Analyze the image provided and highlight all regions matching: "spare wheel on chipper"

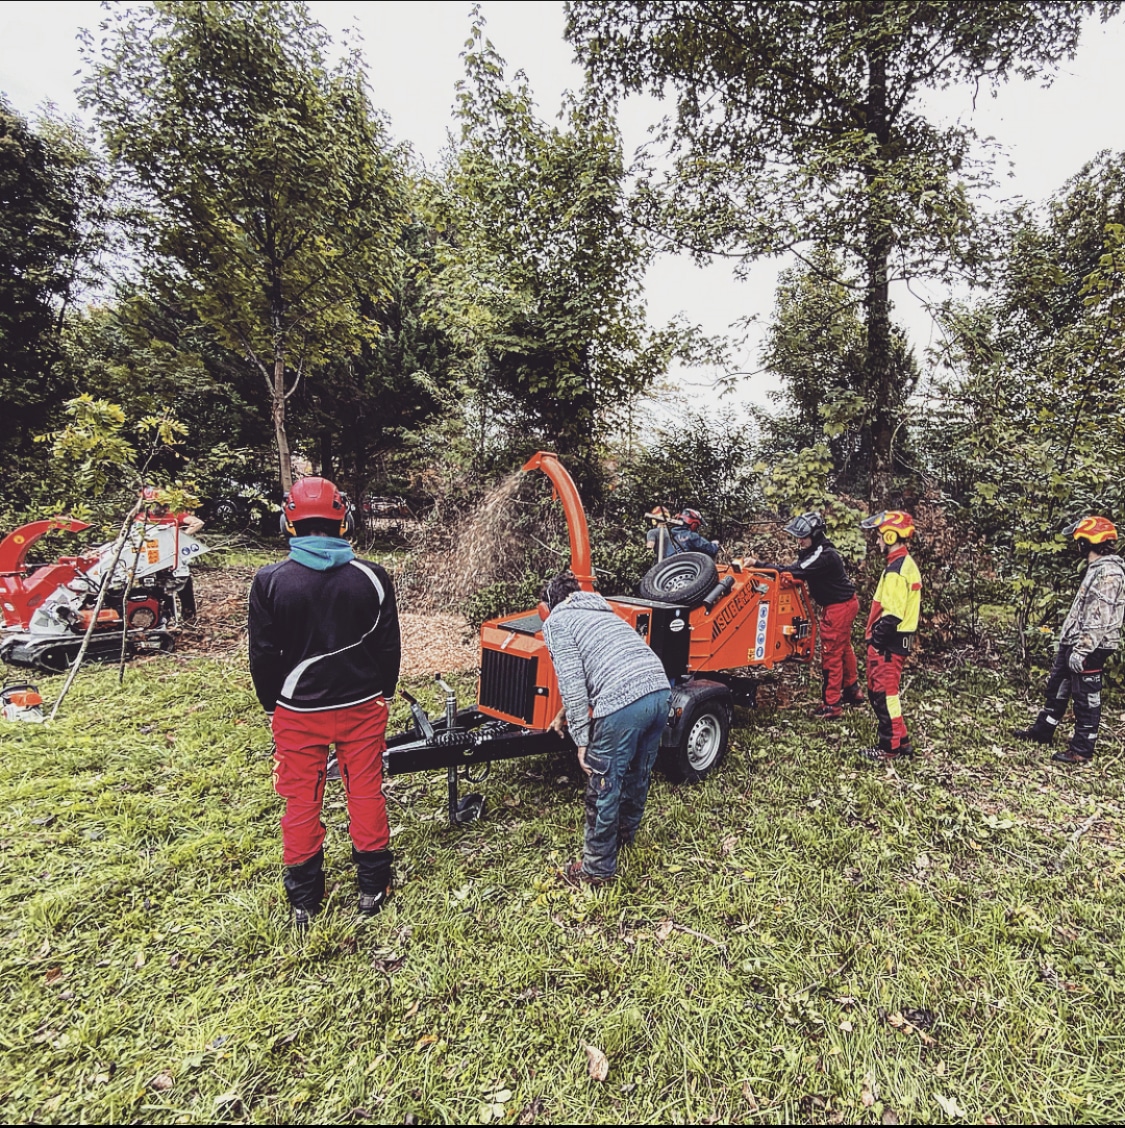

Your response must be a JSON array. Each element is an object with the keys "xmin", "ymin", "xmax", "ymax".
[{"xmin": 638, "ymin": 551, "xmax": 718, "ymax": 605}]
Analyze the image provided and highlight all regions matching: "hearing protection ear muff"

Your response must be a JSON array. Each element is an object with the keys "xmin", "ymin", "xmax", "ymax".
[
  {"xmin": 882, "ymin": 529, "xmax": 898, "ymax": 546},
  {"xmin": 280, "ymin": 500, "xmax": 348, "ymax": 537}
]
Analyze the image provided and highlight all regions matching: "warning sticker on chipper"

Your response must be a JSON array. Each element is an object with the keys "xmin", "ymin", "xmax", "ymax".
[{"xmin": 752, "ymin": 601, "xmax": 770, "ymax": 662}]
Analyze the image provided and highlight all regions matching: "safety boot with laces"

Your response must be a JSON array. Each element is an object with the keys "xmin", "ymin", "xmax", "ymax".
[
  {"xmin": 857, "ymin": 742, "xmax": 913, "ymax": 763},
  {"xmin": 358, "ymin": 889, "xmax": 390, "ymax": 917},
  {"xmin": 292, "ymin": 906, "xmax": 318, "ymax": 931}
]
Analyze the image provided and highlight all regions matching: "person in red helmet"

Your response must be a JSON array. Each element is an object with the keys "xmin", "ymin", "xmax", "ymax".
[
  {"xmin": 248, "ymin": 476, "xmax": 401, "ymax": 928},
  {"xmin": 645, "ymin": 506, "xmax": 720, "ymax": 559},
  {"xmin": 1014, "ymin": 515, "xmax": 1125, "ymax": 765},
  {"xmin": 857, "ymin": 510, "xmax": 922, "ymax": 762}
]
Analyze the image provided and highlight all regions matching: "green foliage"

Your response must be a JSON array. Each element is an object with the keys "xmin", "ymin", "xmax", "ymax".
[
  {"xmin": 296, "ymin": 207, "xmax": 460, "ymax": 500},
  {"xmin": 460, "ymin": 574, "xmax": 547, "ymax": 635},
  {"xmin": 607, "ymin": 409, "xmax": 763, "ymax": 548},
  {"xmin": 438, "ymin": 21, "xmax": 716, "ymax": 496},
  {"xmin": 756, "ymin": 442, "xmax": 867, "ymax": 562},
  {"xmin": 0, "ymin": 98, "xmax": 109, "ymax": 510},
  {"xmin": 925, "ymin": 153, "xmax": 1125, "ymax": 653},
  {"xmin": 34, "ymin": 395, "xmax": 191, "ymax": 531},
  {"xmin": 566, "ymin": 0, "xmax": 1121, "ymax": 496},
  {"xmin": 759, "ymin": 250, "xmax": 919, "ymax": 494},
  {"xmin": 80, "ymin": 0, "xmax": 409, "ymax": 492}
]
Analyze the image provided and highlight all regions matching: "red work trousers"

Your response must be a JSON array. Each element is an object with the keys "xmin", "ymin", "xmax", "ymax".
[
  {"xmin": 272, "ymin": 698, "xmax": 390, "ymax": 867},
  {"xmin": 866, "ymin": 646, "xmax": 909, "ymax": 751},
  {"xmin": 820, "ymin": 596, "xmax": 860, "ymax": 706}
]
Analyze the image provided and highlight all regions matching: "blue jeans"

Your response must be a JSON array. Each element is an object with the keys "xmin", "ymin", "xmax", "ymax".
[{"xmin": 582, "ymin": 689, "xmax": 671, "ymax": 879}]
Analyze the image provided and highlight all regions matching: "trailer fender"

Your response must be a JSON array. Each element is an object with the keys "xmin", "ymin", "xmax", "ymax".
[{"xmin": 660, "ymin": 678, "xmax": 733, "ymax": 784}]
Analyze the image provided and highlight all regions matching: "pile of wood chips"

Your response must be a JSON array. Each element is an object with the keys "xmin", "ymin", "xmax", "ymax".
[{"xmin": 181, "ymin": 567, "xmax": 479, "ymax": 677}]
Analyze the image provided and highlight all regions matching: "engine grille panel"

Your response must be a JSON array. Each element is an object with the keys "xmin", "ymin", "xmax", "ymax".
[{"xmin": 479, "ymin": 647, "xmax": 539, "ymax": 724}]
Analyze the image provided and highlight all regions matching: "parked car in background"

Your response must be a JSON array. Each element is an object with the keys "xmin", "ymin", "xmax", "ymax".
[{"xmin": 365, "ymin": 495, "xmax": 411, "ymax": 519}]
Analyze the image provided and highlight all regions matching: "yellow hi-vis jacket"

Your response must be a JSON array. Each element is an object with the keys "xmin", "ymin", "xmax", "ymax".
[{"xmin": 865, "ymin": 545, "xmax": 922, "ymax": 652}]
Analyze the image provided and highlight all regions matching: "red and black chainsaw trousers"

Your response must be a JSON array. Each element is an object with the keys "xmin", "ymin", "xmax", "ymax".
[
  {"xmin": 820, "ymin": 596, "xmax": 860, "ymax": 707},
  {"xmin": 272, "ymin": 697, "xmax": 391, "ymax": 909},
  {"xmin": 866, "ymin": 645, "xmax": 910, "ymax": 752}
]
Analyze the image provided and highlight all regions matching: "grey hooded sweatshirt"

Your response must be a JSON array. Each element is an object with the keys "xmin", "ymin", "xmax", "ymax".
[{"xmin": 541, "ymin": 591, "xmax": 670, "ymax": 747}]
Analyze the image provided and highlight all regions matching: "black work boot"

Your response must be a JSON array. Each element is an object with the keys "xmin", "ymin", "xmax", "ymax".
[
  {"xmin": 1012, "ymin": 725, "xmax": 1053, "ymax": 745},
  {"xmin": 841, "ymin": 683, "xmax": 866, "ymax": 707},
  {"xmin": 857, "ymin": 741, "xmax": 913, "ymax": 763},
  {"xmin": 354, "ymin": 847, "xmax": 393, "ymax": 917},
  {"xmin": 285, "ymin": 850, "xmax": 325, "ymax": 928}
]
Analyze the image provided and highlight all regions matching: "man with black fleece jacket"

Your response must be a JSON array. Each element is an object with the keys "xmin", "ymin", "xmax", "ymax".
[
  {"xmin": 249, "ymin": 477, "xmax": 401, "ymax": 928},
  {"xmin": 755, "ymin": 512, "xmax": 862, "ymax": 718}
]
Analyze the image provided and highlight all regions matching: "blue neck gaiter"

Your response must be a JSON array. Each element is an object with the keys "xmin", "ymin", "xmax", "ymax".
[{"xmin": 288, "ymin": 535, "xmax": 355, "ymax": 571}]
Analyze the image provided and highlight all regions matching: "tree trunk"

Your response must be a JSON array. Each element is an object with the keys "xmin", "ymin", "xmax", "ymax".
[
  {"xmin": 273, "ymin": 348, "xmax": 293, "ymax": 495},
  {"xmin": 863, "ymin": 4, "xmax": 895, "ymax": 506}
]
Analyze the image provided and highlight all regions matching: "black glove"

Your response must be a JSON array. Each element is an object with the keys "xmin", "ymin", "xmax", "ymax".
[{"xmin": 869, "ymin": 615, "xmax": 901, "ymax": 654}]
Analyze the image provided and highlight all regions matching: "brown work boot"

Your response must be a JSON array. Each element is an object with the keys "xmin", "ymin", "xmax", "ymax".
[
  {"xmin": 1051, "ymin": 747, "xmax": 1092, "ymax": 766},
  {"xmin": 811, "ymin": 704, "xmax": 844, "ymax": 719},
  {"xmin": 560, "ymin": 861, "xmax": 612, "ymax": 888}
]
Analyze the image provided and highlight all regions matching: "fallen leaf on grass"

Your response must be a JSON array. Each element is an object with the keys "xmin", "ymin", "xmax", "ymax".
[
  {"xmin": 861, "ymin": 1073, "xmax": 877, "ymax": 1108},
  {"xmin": 150, "ymin": 1072, "xmax": 174, "ymax": 1092},
  {"xmin": 887, "ymin": 1010, "xmax": 938, "ymax": 1047},
  {"xmin": 133, "ymin": 952, "xmax": 146, "ymax": 970},
  {"xmin": 414, "ymin": 1035, "xmax": 438, "ymax": 1052},
  {"xmin": 839, "ymin": 1020, "xmax": 854, "ymax": 1033},
  {"xmin": 44, "ymin": 967, "xmax": 64, "ymax": 985},
  {"xmin": 584, "ymin": 1044, "xmax": 609, "ymax": 1082},
  {"xmin": 742, "ymin": 1083, "xmax": 759, "ymax": 1111},
  {"xmin": 935, "ymin": 1093, "xmax": 966, "ymax": 1119},
  {"xmin": 881, "ymin": 1111, "xmax": 901, "ymax": 1125},
  {"xmin": 721, "ymin": 835, "xmax": 739, "ymax": 856},
  {"xmin": 517, "ymin": 1097, "xmax": 545, "ymax": 1125},
  {"xmin": 655, "ymin": 919, "xmax": 675, "ymax": 942}
]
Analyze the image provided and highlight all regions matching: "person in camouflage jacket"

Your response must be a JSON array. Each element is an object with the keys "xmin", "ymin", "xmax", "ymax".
[{"xmin": 1015, "ymin": 516, "xmax": 1125, "ymax": 764}]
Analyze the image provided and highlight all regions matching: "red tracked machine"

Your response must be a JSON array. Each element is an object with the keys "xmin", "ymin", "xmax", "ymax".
[
  {"xmin": 379, "ymin": 452, "xmax": 817, "ymax": 823},
  {"xmin": 0, "ymin": 516, "xmax": 210, "ymax": 673}
]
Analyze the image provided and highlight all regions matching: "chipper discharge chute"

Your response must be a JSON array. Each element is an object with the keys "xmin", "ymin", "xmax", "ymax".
[{"xmin": 379, "ymin": 452, "xmax": 817, "ymax": 823}]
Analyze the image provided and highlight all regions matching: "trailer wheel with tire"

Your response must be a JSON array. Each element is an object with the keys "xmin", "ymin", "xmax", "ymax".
[{"xmin": 659, "ymin": 679, "xmax": 732, "ymax": 784}]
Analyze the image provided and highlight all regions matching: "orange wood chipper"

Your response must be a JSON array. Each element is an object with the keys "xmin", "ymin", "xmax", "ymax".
[{"xmin": 379, "ymin": 451, "xmax": 817, "ymax": 823}]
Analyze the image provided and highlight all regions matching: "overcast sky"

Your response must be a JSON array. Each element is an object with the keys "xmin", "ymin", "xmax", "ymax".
[{"xmin": 3, "ymin": 1, "xmax": 1124, "ymax": 408}]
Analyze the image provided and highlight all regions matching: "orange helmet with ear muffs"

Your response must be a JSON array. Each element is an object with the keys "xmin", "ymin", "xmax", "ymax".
[
  {"xmin": 860, "ymin": 510, "xmax": 916, "ymax": 546},
  {"xmin": 282, "ymin": 476, "xmax": 348, "ymax": 536},
  {"xmin": 1062, "ymin": 515, "xmax": 1117, "ymax": 546}
]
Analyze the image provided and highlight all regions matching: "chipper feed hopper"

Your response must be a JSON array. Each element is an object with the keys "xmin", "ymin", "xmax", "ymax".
[{"xmin": 379, "ymin": 452, "xmax": 818, "ymax": 823}]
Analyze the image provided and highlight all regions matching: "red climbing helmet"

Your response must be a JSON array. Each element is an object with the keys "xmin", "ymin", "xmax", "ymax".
[{"xmin": 282, "ymin": 477, "xmax": 347, "ymax": 534}]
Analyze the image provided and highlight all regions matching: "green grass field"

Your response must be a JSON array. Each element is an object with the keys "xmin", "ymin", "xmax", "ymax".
[{"xmin": 1, "ymin": 654, "xmax": 1122, "ymax": 1124}]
